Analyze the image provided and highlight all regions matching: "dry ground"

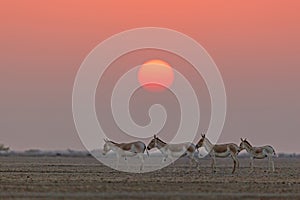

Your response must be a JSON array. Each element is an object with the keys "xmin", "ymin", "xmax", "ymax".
[{"xmin": 0, "ymin": 156, "xmax": 299, "ymax": 199}]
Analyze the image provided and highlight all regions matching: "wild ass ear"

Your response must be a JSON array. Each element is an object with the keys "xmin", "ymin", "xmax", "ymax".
[
  {"xmin": 240, "ymin": 138, "xmax": 243, "ymax": 141},
  {"xmin": 154, "ymin": 134, "xmax": 157, "ymax": 139}
]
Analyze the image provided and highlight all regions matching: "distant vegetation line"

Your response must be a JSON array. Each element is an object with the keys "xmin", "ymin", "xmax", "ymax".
[{"xmin": 0, "ymin": 149, "xmax": 299, "ymax": 158}]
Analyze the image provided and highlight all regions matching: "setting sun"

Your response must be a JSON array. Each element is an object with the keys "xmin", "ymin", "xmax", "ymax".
[{"xmin": 138, "ymin": 59, "xmax": 174, "ymax": 92}]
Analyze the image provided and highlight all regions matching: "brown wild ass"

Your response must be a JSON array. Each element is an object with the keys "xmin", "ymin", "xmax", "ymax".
[
  {"xmin": 102, "ymin": 139, "xmax": 149, "ymax": 171},
  {"xmin": 147, "ymin": 135, "xmax": 199, "ymax": 170},
  {"xmin": 196, "ymin": 133, "xmax": 240, "ymax": 173},
  {"xmin": 239, "ymin": 138, "xmax": 276, "ymax": 172}
]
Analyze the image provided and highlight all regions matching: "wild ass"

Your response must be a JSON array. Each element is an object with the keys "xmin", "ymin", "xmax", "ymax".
[
  {"xmin": 102, "ymin": 139, "xmax": 149, "ymax": 171},
  {"xmin": 147, "ymin": 135, "xmax": 199, "ymax": 170},
  {"xmin": 239, "ymin": 138, "xmax": 276, "ymax": 172},
  {"xmin": 196, "ymin": 133, "xmax": 240, "ymax": 173}
]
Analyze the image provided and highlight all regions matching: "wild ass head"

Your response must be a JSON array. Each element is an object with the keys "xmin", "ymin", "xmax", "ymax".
[
  {"xmin": 102, "ymin": 138, "xmax": 112, "ymax": 155},
  {"xmin": 147, "ymin": 135, "xmax": 158, "ymax": 150},
  {"xmin": 196, "ymin": 132, "xmax": 206, "ymax": 148},
  {"xmin": 239, "ymin": 138, "xmax": 251, "ymax": 150}
]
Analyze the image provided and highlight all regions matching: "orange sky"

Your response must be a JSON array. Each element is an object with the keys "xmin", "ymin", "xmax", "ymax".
[{"xmin": 0, "ymin": 1, "xmax": 299, "ymax": 152}]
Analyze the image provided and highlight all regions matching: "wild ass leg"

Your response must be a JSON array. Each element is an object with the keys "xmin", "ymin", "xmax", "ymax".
[
  {"xmin": 211, "ymin": 155, "xmax": 217, "ymax": 173},
  {"xmin": 268, "ymin": 155, "xmax": 271, "ymax": 172},
  {"xmin": 187, "ymin": 153, "xmax": 198, "ymax": 172},
  {"xmin": 115, "ymin": 154, "xmax": 120, "ymax": 169},
  {"xmin": 267, "ymin": 155, "xmax": 274, "ymax": 172},
  {"xmin": 271, "ymin": 157, "xmax": 275, "ymax": 172},
  {"xmin": 250, "ymin": 156, "xmax": 254, "ymax": 172},
  {"xmin": 192, "ymin": 155, "xmax": 200, "ymax": 171},
  {"xmin": 138, "ymin": 153, "xmax": 144, "ymax": 172},
  {"xmin": 188, "ymin": 156, "xmax": 193, "ymax": 171},
  {"xmin": 231, "ymin": 154, "xmax": 238, "ymax": 174},
  {"xmin": 196, "ymin": 158, "xmax": 201, "ymax": 171},
  {"xmin": 193, "ymin": 153, "xmax": 201, "ymax": 171},
  {"xmin": 189, "ymin": 156, "xmax": 199, "ymax": 171},
  {"xmin": 170, "ymin": 156, "xmax": 177, "ymax": 172},
  {"xmin": 124, "ymin": 156, "xmax": 129, "ymax": 170},
  {"xmin": 187, "ymin": 152, "xmax": 195, "ymax": 171}
]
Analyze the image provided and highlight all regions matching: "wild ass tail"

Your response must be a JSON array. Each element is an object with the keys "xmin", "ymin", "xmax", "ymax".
[
  {"xmin": 143, "ymin": 144, "xmax": 149, "ymax": 157},
  {"xmin": 271, "ymin": 146, "xmax": 278, "ymax": 157},
  {"xmin": 273, "ymin": 149, "xmax": 278, "ymax": 157}
]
